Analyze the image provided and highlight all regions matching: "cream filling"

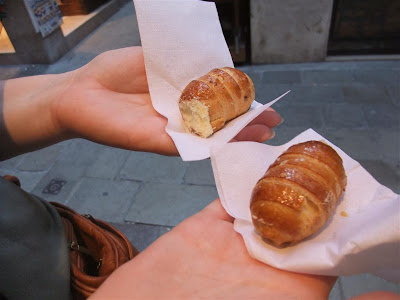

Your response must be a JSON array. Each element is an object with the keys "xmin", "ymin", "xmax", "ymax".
[{"xmin": 179, "ymin": 100, "xmax": 213, "ymax": 138}]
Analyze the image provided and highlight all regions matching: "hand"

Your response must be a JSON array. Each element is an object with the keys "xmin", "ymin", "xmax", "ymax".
[
  {"xmin": 52, "ymin": 47, "xmax": 176, "ymax": 155},
  {"xmin": 54, "ymin": 47, "xmax": 282, "ymax": 155},
  {"xmin": 91, "ymin": 199, "xmax": 336, "ymax": 299},
  {"xmin": 1, "ymin": 47, "xmax": 282, "ymax": 158}
]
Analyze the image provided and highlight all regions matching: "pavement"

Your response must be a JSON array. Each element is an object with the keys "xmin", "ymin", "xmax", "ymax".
[{"xmin": 1, "ymin": 1, "xmax": 399, "ymax": 299}]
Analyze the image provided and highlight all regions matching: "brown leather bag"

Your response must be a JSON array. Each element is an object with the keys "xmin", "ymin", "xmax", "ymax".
[{"xmin": 51, "ymin": 202, "xmax": 140, "ymax": 299}]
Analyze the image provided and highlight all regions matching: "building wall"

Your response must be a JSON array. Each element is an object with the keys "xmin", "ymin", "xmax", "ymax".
[
  {"xmin": 250, "ymin": 0, "xmax": 334, "ymax": 64},
  {"xmin": 0, "ymin": 0, "xmax": 129, "ymax": 64}
]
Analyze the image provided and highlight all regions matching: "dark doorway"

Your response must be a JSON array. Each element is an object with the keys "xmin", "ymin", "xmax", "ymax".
[
  {"xmin": 57, "ymin": 0, "xmax": 108, "ymax": 15},
  {"xmin": 204, "ymin": 0, "xmax": 251, "ymax": 65},
  {"xmin": 328, "ymin": 0, "xmax": 400, "ymax": 55}
]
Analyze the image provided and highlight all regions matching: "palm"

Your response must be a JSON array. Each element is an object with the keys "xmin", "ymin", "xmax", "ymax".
[
  {"xmin": 54, "ymin": 47, "xmax": 282, "ymax": 155},
  {"xmin": 93, "ymin": 200, "xmax": 336, "ymax": 299},
  {"xmin": 54, "ymin": 47, "xmax": 177, "ymax": 155}
]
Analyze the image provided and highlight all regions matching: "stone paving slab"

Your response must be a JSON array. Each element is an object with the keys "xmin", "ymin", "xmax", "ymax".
[
  {"xmin": 31, "ymin": 160, "xmax": 88, "ymax": 203},
  {"xmin": 251, "ymin": 83, "xmax": 294, "ymax": 105},
  {"xmin": 329, "ymin": 281, "xmax": 344, "ymax": 300},
  {"xmin": 342, "ymin": 84, "xmax": 393, "ymax": 104},
  {"xmin": 387, "ymin": 82, "xmax": 399, "ymax": 107},
  {"xmin": 353, "ymin": 69, "xmax": 399, "ymax": 85},
  {"xmin": 0, "ymin": 142, "xmax": 69, "ymax": 191},
  {"xmin": 274, "ymin": 104, "xmax": 325, "ymax": 129},
  {"xmin": 322, "ymin": 103, "xmax": 369, "ymax": 129},
  {"xmin": 253, "ymin": 83, "xmax": 347, "ymax": 106},
  {"xmin": 357, "ymin": 160, "xmax": 400, "ymax": 194},
  {"xmin": 85, "ymin": 146, "xmax": 130, "ymax": 180},
  {"xmin": 0, "ymin": 154, "xmax": 24, "ymax": 169},
  {"xmin": 65, "ymin": 177, "xmax": 140, "ymax": 223},
  {"xmin": 239, "ymin": 60, "xmax": 400, "ymax": 72},
  {"xmin": 0, "ymin": 169, "xmax": 46, "ymax": 192},
  {"xmin": 261, "ymin": 70, "xmax": 301, "ymax": 84},
  {"xmin": 17, "ymin": 143, "xmax": 65, "ymax": 171},
  {"xmin": 370, "ymin": 130, "xmax": 400, "ymax": 165},
  {"xmin": 301, "ymin": 69, "xmax": 355, "ymax": 84},
  {"xmin": 339, "ymin": 274, "xmax": 399, "ymax": 298},
  {"xmin": 30, "ymin": 139, "xmax": 104, "ymax": 203},
  {"xmin": 362, "ymin": 104, "xmax": 400, "ymax": 129},
  {"xmin": 125, "ymin": 183, "xmax": 218, "ymax": 226},
  {"xmin": 119, "ymin": 151, "xmax": 188, "ymax": 184},
  {"xmin": 56, "ymin": 139, "xmax": 104, "ymax": 166},
  {"xmin": 253, "ymin": 82, "xmax": 396, "ymax": 107},
  {"xmin": 183, "ymin": 159, "xmax": 216, "ymax": 186},
  {"xmin": 320, "ymin": 128, "xmax": 399, "ymax": 166},
  {"xmin": 289, "ymin": 84, "xmax": 346, "ymax": 104}
]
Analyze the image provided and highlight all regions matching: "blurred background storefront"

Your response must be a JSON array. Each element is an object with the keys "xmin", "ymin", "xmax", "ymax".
[
  {"xmin": 0, "ymin": 0, "xmax": 126, "ymax": 64},
  {"xmin": 0, "ymin": 0, "xmax": 399, "ymax": 65},
  {"xmin": 212, "ymin": 0, "xmax": 400, "ymax": 64},
  {"xmin": 57, "ymin": 0, "xmax": 108, "ymax": 15}
]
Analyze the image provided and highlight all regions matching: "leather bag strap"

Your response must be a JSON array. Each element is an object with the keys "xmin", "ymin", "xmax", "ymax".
[{"xmin": 50, "ymin": 201, "xmax": 139, "ymax": 299}]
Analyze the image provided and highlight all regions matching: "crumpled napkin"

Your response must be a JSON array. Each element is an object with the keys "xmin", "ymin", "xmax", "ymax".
[
  {"xmin": 210, "ymin": 128, "xmax": 400, "ymax": 283},
  {"xmin": 134, "ymin": 0, "xmax": 288, "ymax": 161}
]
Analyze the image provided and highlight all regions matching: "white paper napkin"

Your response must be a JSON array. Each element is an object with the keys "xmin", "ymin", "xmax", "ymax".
[
  {"xmin": 134, "ymin": 0, "xmax": 288, "ymax": 161},
  {"xmin": 210, "ymin": 128, "xmax": 400, "ymax": 283}
]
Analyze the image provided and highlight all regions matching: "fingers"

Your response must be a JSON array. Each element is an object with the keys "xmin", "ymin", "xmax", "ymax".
[
  {"xmin": 232, "ymin": 124, "xmax": 275, "ymax": 143},
  {"xmin": 248, "ymin": 108, "xmax": 283, "ymax": 128},
  {"xmin": 200, "ymin": 199, "xmax": 235, "ymax": 223},
  {"xmin": 231, "ymin": 107, "xmax": 282, "ymax": 142}
]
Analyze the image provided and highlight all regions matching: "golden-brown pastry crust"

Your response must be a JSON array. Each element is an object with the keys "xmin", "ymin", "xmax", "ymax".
[
  {"xmin": 250, "ymin": 141, "xmax": 347, "ymax": 247},
  {"xmin": 179, "ymin": 67, "xmax": 255, "ymax": 138}
]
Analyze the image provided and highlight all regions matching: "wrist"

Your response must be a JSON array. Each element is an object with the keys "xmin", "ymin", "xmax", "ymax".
[
  {"xmin": 1, "ymin": 71, "xmax": 76, "ymax": 159},
  {"xmin": 48, "ymin": 70, "xmax": 79, "ymax": 140}
]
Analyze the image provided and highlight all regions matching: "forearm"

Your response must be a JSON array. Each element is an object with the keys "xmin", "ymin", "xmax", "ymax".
[{"xmin": 0, "ymin": 72, "xmax": 75, "ymax": 160}]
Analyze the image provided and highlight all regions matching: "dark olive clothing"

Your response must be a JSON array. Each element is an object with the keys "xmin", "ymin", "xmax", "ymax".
[{"xmin": 0, "ymin": 177, "xmax": 70, "ymax": 300}]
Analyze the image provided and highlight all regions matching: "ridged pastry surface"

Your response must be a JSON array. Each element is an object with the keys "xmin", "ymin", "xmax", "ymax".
[
  {"xmin": 179, "ymin": 67, "xmax": 255, "ymax": 138},
  {"xmin": 250, "ymin": 141, "xmax": 347, "ymax": 247}
]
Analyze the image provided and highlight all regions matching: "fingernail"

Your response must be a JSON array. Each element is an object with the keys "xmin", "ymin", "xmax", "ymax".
[
  {"xmin": 278, "ymin": 117, "xmax": 284, "ymax": 125},
  {"xmin": 270, "ymin": 129, "xmax": 276, "ymax": 139}
]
